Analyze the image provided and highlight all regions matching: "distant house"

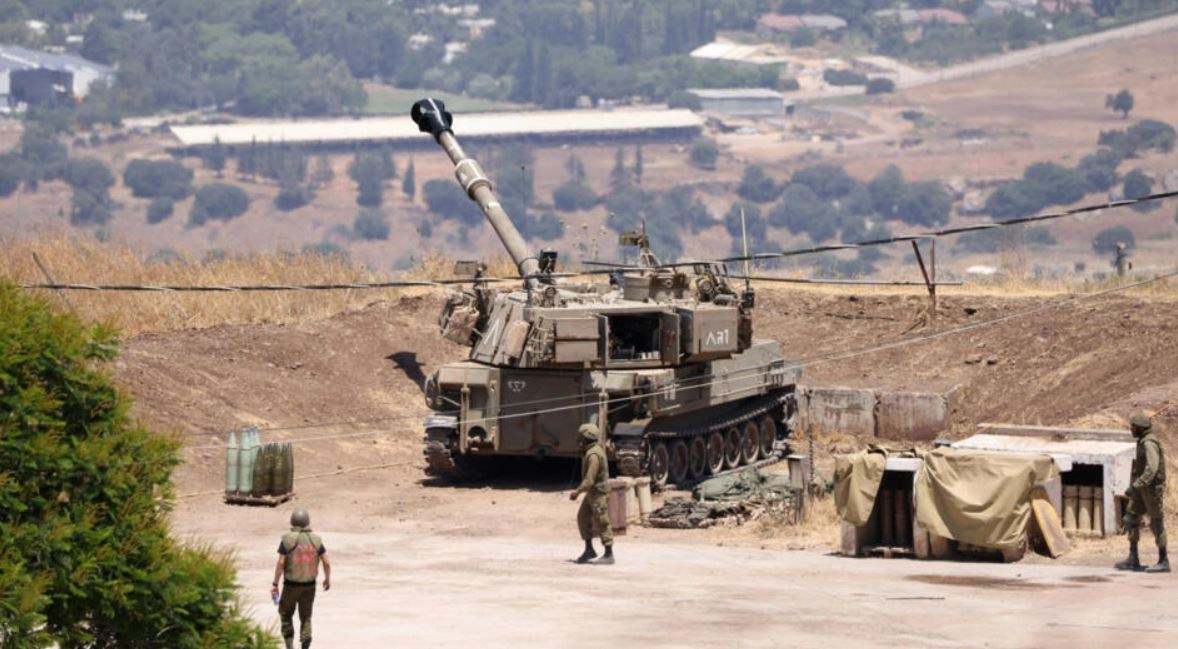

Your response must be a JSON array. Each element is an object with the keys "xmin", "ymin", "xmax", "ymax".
[
  {"xmin": 1039, "ymin": 0, "xmax": 1095, "ymax": 14},
  {"xmin": 689, "ymin": 42, "xmax": 788, "ymax": 66},
  {"xmin": 976, "ymin": 0, "xmax": 1038, "ymax": 19},
  {"xmin": 0, "ymin": 45, "xmax": 114, "ymax": 107},
  {"xmin": 756, "ymin": 13, "xmax": 847, "ymax": 35},
  {"xmin": 872, "ymin": 8, "xmax": 922, "ymax": 25},
  {"xmin": 687, "ymin": 88, "xmax": 793, "ymax": 118},
  {"xmin": 917, "ymin": 8, "xmax": 968, "ymax": 25}
]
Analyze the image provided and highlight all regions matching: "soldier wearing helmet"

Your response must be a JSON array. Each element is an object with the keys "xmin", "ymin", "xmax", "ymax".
[
  {"xmin": 271, "ymin": 508, "xmax": 332, "ymax": 649},
  {"xmin": 569, "ymin": 422, "xmax": 615, "ymax": 564},
  {"xmin": 1116, "ymin": 413, "xmax": 1169, "ymax": 573}
]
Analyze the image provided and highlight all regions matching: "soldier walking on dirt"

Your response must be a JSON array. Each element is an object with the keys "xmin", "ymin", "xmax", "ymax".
[
  {"xmin": 272, "ymin": 508, "xmax": 333, "ymax": 648},
  {"xmin": 1117, "ymin": 413, "xmax": 1169, "ymax": 573},
  {"xmin": 570, "ymin": 423, "xmax": 615, "ymax": 564}
]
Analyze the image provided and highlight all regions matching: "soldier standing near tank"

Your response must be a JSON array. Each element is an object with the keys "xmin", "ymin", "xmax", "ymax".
[
  {"xmin": 1117, "ymin": 413, "xmax": 1169, "ymax": 573},
  {"xmin": 271, "ymin": 508, "xmax": 332, "ymax": 649},
  {"xmin": 570, "ymin": 423, "xmax": 615, "ymax": 564}
]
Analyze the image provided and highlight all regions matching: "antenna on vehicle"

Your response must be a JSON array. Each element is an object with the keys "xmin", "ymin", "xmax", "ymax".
[{"xmin": 739, "ymin": 205, "xmax": 752, "ymax": 294}]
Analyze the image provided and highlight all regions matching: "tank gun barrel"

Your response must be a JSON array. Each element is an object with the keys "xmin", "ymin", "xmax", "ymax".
[{"xmin": 411, "ymin": 98, "xmax": 541, "ymax": 288}]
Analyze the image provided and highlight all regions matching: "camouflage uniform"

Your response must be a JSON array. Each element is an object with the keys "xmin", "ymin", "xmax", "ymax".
[
  {"xmin": 572, "ymin": 423, "xmax": 614, "ymax": 564},
  {"xmin": 577, "ymin": 441, "xmax": 613, "ymax": 546},
  {"xmin": 278, "ymin": 528, "xmax": 326, "ymax": 648},
  {"xmin": 1118, "ymin": 413, "xmax": 1168, "ymax": 573}
]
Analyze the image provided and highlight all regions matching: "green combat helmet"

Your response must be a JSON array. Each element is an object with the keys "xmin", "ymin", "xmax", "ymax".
[
  {"xmin": 290, "ymin": 508, "xmax": 310, "ymax": 529},
  {"xmin": 1130, "ymin": 412, "xmax": 1152, "ymax": 436},
  {"xmin": 579, "ymin": 423, "xmax": 599, "ymax": 443}
]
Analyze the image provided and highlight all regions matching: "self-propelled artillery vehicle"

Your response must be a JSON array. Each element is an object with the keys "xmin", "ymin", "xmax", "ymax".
[{"xmin": 412, "ymin": 98, "xmax": 800, "ymax": 486}]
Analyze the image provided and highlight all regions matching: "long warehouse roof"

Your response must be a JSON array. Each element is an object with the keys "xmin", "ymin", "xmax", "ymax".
[{"xmin": 169, "ymin": 108, "xmax": 703, "ymax": 147}]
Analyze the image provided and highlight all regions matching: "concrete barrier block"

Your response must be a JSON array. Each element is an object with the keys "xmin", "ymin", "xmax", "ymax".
[
  {"xmin": 876, "ymin": 391, "xmax": 949, "ymax": 441},
  {"xmin": 800, "ymin": 386, "xmax": 876, "ymax": 437}
]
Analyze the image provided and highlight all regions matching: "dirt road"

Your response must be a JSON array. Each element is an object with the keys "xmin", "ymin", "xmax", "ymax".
[{"xmin": 178, "ymin": 476, "xmax": 1178, "ymax": 649}]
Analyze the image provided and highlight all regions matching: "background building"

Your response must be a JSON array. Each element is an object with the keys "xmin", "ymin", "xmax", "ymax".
[{"xmin": 0, "ymin": 45, "xmax": 115, "ymax": 108}]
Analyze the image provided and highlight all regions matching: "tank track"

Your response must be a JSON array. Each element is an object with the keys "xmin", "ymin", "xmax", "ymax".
[{"xmin": 616, "ymin": 391, "xmax": 794, "ymax": 484}]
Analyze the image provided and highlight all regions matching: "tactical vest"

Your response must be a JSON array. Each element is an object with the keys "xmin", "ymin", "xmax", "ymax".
[
  {"xmin": 1136, "ymin": 433, "xmax": 1167, "ymax": 485},
  {"xmin": 584, "ymin": 443, "xmax": 609, "ymax": 496},
  {"xmin": 282, "ymin": 530, "xmax": 322, "ymax": 583}
]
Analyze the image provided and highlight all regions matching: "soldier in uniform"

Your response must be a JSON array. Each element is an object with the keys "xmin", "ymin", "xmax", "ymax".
[
  {"xmin": 570, "ymin": 423, "xmax": 615, "ymax": 564},
  {"xmin": 1116, "ymin": 413, "xmax": 1169, "ymax": 573},
  {"xmin": 271, "ymin": 508, "xmax": 333, "ymax": 649}
]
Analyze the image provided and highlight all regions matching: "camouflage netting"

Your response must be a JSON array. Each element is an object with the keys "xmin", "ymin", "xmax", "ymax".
[
  {"xmin": 648, "ymin": 468, "xmax": 796, "ymax": 529},
  {"xmin": 692, "ymin": 468, "xmax": 795, "ymax": 503}
]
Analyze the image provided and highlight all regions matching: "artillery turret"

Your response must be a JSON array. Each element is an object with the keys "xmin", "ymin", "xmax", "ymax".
[{"xmin": 412, "ymin": 98, "xmax": 800, "ymax": 485}]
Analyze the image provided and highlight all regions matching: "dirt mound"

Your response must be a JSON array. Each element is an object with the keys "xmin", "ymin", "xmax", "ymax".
[{"xmin": 114, "ymin": 287, "xmax": 1178, "ymax": 496}]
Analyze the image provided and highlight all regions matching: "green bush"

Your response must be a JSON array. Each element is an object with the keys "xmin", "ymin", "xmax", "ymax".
[
  {"xmin": 737, "ymin": 164, "xmax": 782, "ymax": 203},
  {"xmin": 823, "ymin": 68, "xmax": 868, "ymax": 86},
  {"xmin": 552, "ymin": 181, "xmax": 599, "ymax": 211},
  {"xmin": 667, "ymin": 90, "xmax": 702, "ymax": 110},
  {"xmin": 189, "ymin": 183, "xmax": 250, "ymax": 226},
  {"xmin": 1092, "ymin": 225, "xmax": 1136, "ymax": 254},
  {"xmin": 123, "ymin": 158, "xmax": 194, "ymax": 200},
  {"xmin": 353, "ymin": 208, "xmax": 390, "ymax": 240},
  {"xmin": 423, "ymin": 179, "xmax": 480, "ymax": 225},
  {"xmin": 0, "ymin": 284, "xmax": 275, "ymax": 648},
  {"xmin": 1078, "ymin": 148, "xmax": 1123, "ymax": 192},
  {"xmin": 689, "ymin": 138, "xmax": 719, "ymax": 170},
  {"xmin": 1123, "ymin": 168, "xmax": 1157, "ymax": 213},
  {"xmin": 275, "ymin": 182, "xmax": 314, "ymax": 211},
  {"xmin": 138, "ymin": 197, "xmax": 172, "ymax": 227},
  {"xmin": 865, "ymin": 78, "xmax": 895, "ymax": 95},
  {"xmin": 791, "ymin": 163, "xmax": 857, "ymax": 200}
]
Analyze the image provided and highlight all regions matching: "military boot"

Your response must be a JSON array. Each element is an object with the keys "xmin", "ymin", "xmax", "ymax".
[
  {"xmin": 283, "ymin": 636, "xmax": 294, "ymax": 649},
  {"xmin": 1115, "ymin": 541, "xmax": 1143, "ymax": 571},
  {"xmin": 301, "ymin": 640, "xmax": 311, "ymax": 649},
  {"xmin": 1145, "ymin": 547, "xmax": 1170, "ymax": 573},
  {"xmin": 596, "ymin": 544, "xmax": 615, "ymax": 565},
  {"xmin": 575, "ymin": 541, "xmax": 597, "ymax": 564}
]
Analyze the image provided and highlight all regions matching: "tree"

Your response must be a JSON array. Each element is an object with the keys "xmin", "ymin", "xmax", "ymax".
[
  {"xmin": 123, "ymin": 159, "xmax": 194, "ymax": 200},
  {"xmin": 1078, "ymin": 148, "xmax": 1123, "ymax": 192},
  {"xmin": 0, "ymin": 153, "xmax": 22, "ymax": 197},
  {"xmin": 423, "ymin": 179, "xmax": 480, "ymax": 226},
  {"xmin": 202, "ymin": 137, "xmax": 227, "ymax": 176},
  {"xmin": 985, "ymin": 182, "xmax": 1042, "ymax": 219},
  {"xmin": 147, "ymin": 198, "xmax": 175, "ymax": 224},
  {"xmin": 737, "ymin": 164, "xmax": 782, "ymax": 203},
  {"xmin": 65, "ymin": 158, "xmax": 116, "ymax": 226},
  {"xmin": 1122, "ymin": 169, "xmax": 1157, "ymax": 212},
  {"xmin": 274, "ymin": 181, "xmax": 313, "ymax": 211},
  {"xmin": 866, "ymin": 78, "xmax": 895, "ymax": 95},
  {"xmin": 868, "ymin": 165, "xmax": 906, "ymax": 218},
  {"xmin": 689, "ymin": 138, "xmax": 718, "ymax": 170},
  {"xmin": 723, "ymin": 201, "xmax": 765, "ymax": 241},
  {"xmin": 610, "ymin": 147, "xmax": 631, "ymax": 191},
  {"xmin": 1021, "ymin": 162, "xmax": 1086, "ymax": 206},
  {"xmin": 1106, "ymin": 88, "xmax": 1134, "ymax": 119},
  {"xmin": 419, "ymin": 219, "xmax": 433, "ymax": 239},
  {"xmin": 768, "ymin": 184, "xmax": 838, "ymax": 241},
  {"xmin": 667, "ymin": 90, "xmax": 702, "ymax": 110},
  {"xmin": 634, "ymin": 144, "xmax": 644, "ymax": 185},
  {"xmin": 0, "ymin": 284, "xmax": 272, "ymax": 647},
  {"xmin": 792, "ymin": 163, "xmax": 857, "ymax": 200},
  {"xmin": 189, "ymin": 183, "xmax": 250, "ymax": 226},
  {"xmin": 311, "ymin": 153, "xmax": 334, "ymax": 188},
  {"xmin": 553, "ymin": 181, "xmax": 599, "ymax": 211},
  {"xmin": 1092, "ymin": 225, "xmax": 1135, "ymax": 254},
  {"xmin": 353, "ymin": 208, "xmax": 390, "ymax": 240},
  {"xmin": 402, "ymin": 159, "xmax": 416, "ymax": 200},
  {"xmin": 896, "ymin": 181, "xmax": 952, "ymax": 227},
  {"xmin": 19, "ymin": 126, "xmax": 68, "ymax": 183}
]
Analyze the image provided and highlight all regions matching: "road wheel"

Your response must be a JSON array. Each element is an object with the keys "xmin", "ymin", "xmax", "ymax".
[
  {"xmin": 706, "ymin": 432, "xmax": 725, "ymax": 475},
  {"xmin": 669, "ymin": 439, "xmax": 690, "ymax": 485},
  {"xmin": 688, "ymin": 436, "xmax": 708, "ymax": 481},
  {"xmin": 741, "ymin": 420, "xmax": 761, "ymax": 464},
  {"xmin": 723, "ymin": 426, "xmax": 742, "ymax": 470},
  {"xmin": 758, "ymin": 415, "xmax": 777, "ymax": 457},
  {"xmin": 649, "ymin": 441, "xmax": 669, "ymax": 488}
]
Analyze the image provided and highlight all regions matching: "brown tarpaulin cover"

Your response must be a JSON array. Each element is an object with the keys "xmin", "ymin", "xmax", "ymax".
[
  {"xmin": 833, "ymin": 446, "xmax": 914, "ymax": 526},
  {"xmin": 835, "ymin": 447, "xmax": 1058, "ymax": 552},
  {"xmin": 915, "ymin": 448, "xmax": 1058, "ymax": 552}
]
